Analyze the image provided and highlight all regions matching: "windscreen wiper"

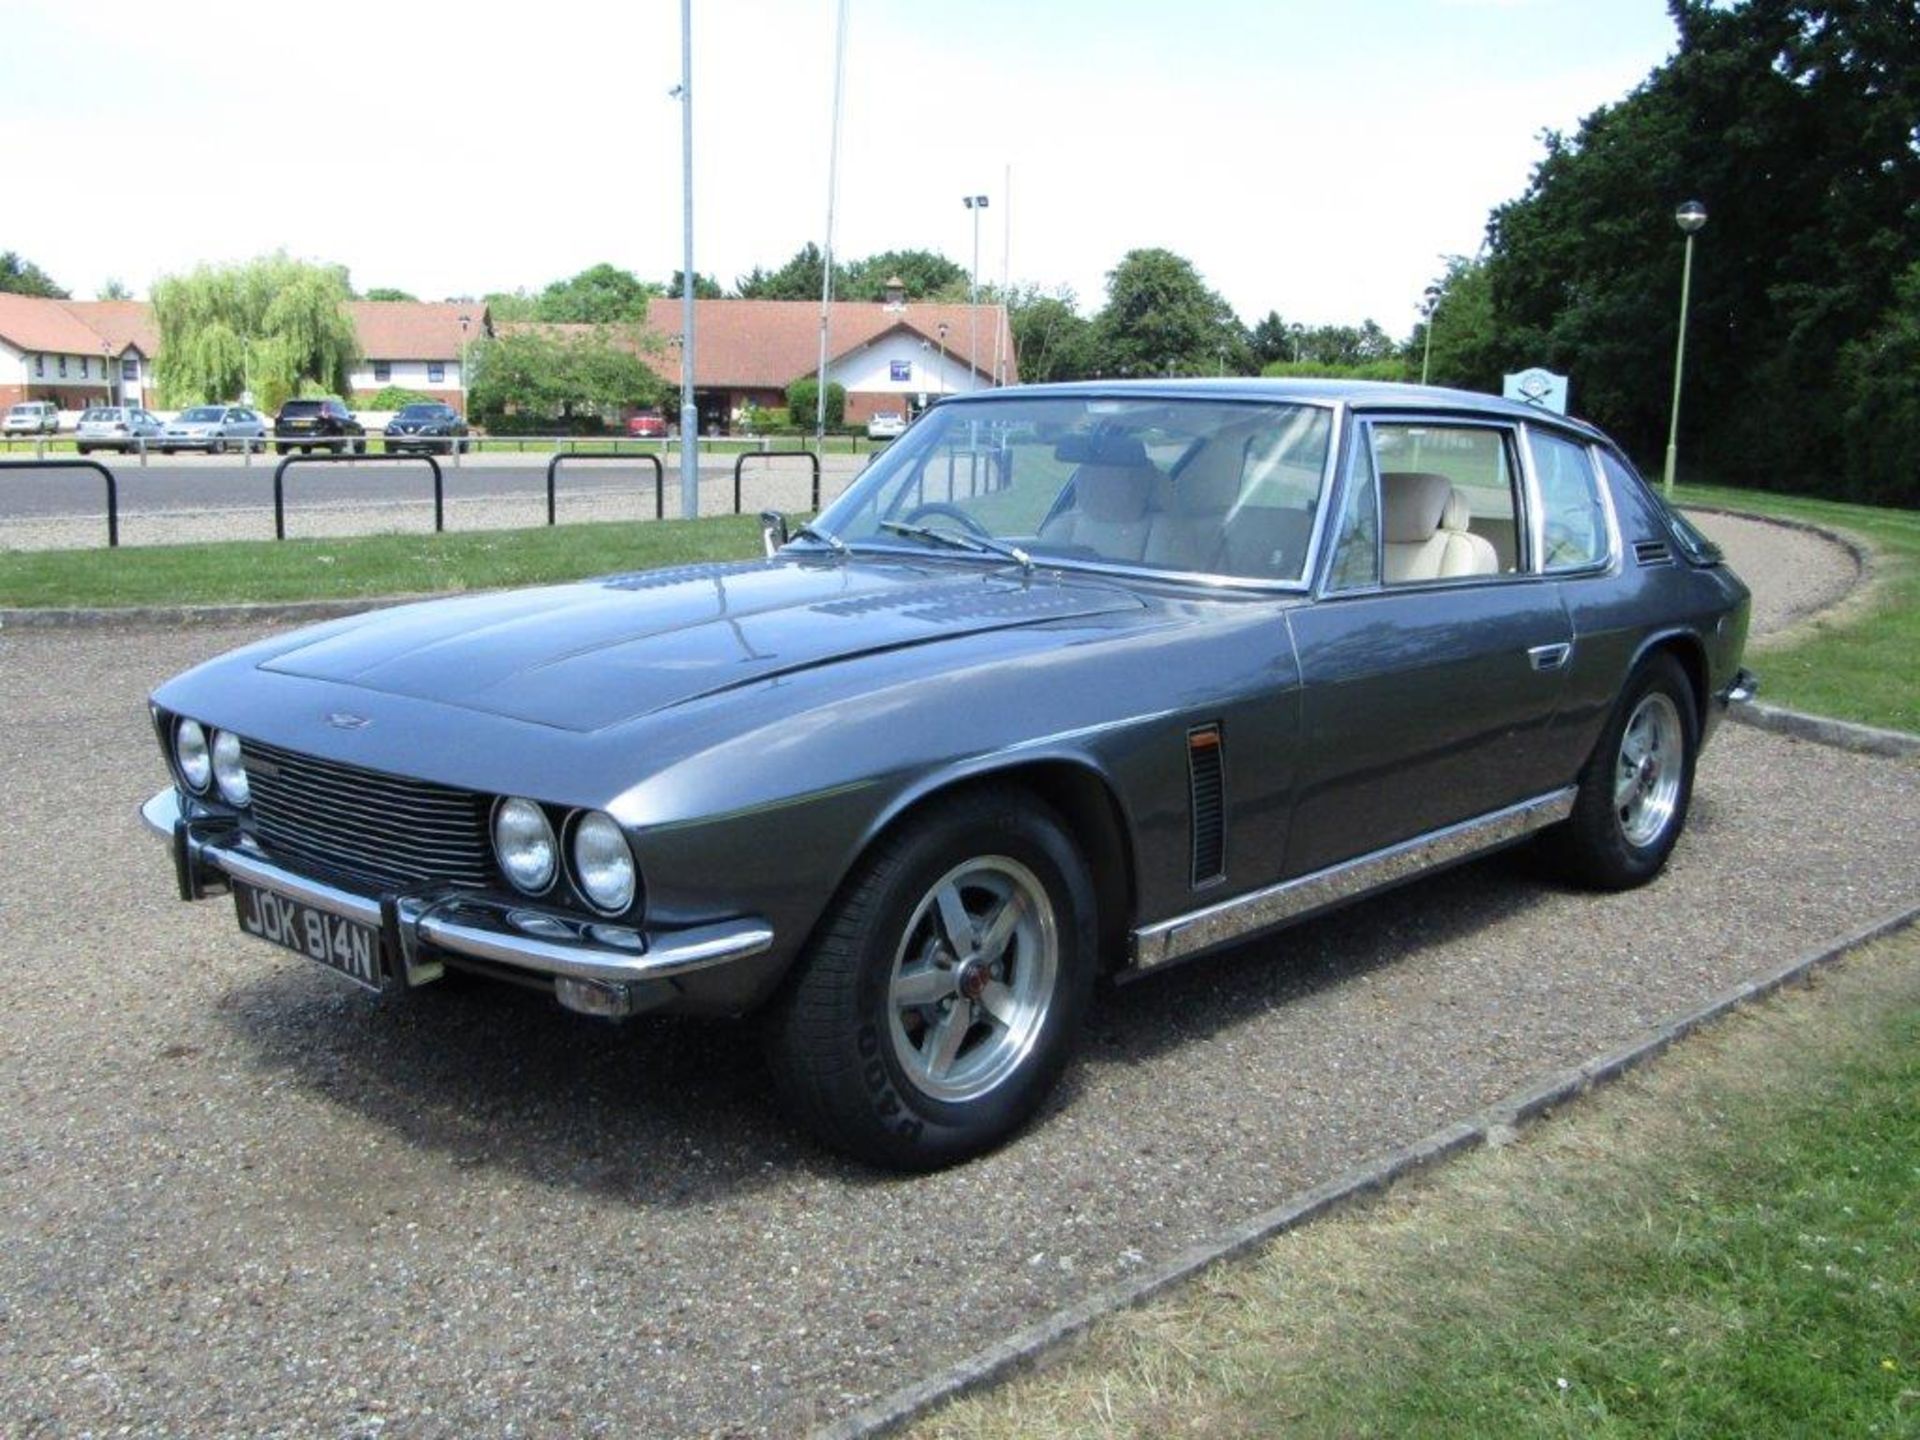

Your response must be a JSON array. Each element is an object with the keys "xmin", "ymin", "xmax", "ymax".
[
  {"xmin": 792, "ymin": 523, "xmax": 847, "ymax": 556},
  {"xmin": 879, "ymin": 520, "xmax": 1031, "ymax": 573}
]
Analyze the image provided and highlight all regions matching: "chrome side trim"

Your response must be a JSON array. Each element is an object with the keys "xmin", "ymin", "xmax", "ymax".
[
  {"xmin": 1130, "ymin": 787, "xmax": 1578, "ymax": 970},
  {"xmin": 141, "ymin": 788, "xmax": 773, "ymax": 985}
]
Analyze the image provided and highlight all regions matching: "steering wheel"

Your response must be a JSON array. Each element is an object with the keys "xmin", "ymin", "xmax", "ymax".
[{"xmin": 902, "ymin": 502, "xmax": 993, "ymax": 538}]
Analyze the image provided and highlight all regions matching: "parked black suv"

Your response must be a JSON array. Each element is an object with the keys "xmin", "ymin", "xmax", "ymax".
[{"xmin": 274, "ymin": 397, "xmax": 366, "ymax": 455}]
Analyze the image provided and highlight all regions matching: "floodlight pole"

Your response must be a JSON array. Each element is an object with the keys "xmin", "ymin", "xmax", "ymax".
[
  {"xmin": 677, "ymin": 0, "xmax": 699, "ymax": 518},
  {"xmin": 816, "ymin": 0, "xmax": 849, "ymax": 447},
  {"xmin": 963, "ymin": 194, "xmax": 988, "ymax": 390},
  {"xmin": 1662, "ymin": 200, "xmax": 1707, "ymax": 496}
]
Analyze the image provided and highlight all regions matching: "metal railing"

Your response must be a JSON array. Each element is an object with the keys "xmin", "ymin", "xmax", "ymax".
[
  {"xmin": 0, "ymin": 458, "xmax": 120, "ymax": 546},
  {"xmin": 544, "ymin": 452, "xmax": 666, "ymax": 525},
  {"xmin": 273, "ymin": 452, "xmax": 444, "ymax": 540},
  {"xmin": 733, "ymin": 450, "xmax": 823, "ymax": 515}
]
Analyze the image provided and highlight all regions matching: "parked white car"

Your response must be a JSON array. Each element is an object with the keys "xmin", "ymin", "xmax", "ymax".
[
  {"xmin": 158, "ymin": 405, "xmax": 269, "ymax": 454},
  {"xmin": 866, "ymin": 410, "xmax": 907, "ymax": 441},
  {"xmin": 3, "ymin": 401, "xmax": 60, "ymax": 436}
]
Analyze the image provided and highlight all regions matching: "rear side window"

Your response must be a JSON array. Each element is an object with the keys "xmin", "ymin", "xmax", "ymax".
[
  {"xmin": 1369, "ymin": 422, "xmax": 1523, "ymax": 581},
  {"xmin": 1530, "ymin": 430, "xmax": 1610, "ymax": 571}
]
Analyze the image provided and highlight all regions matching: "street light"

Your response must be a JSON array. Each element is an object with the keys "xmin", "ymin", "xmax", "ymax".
[
  {"xmin": 1418, "ymin": 284, "xmax": 1442, "ymax": 385},
  {"xmin": 1662, "ymin": 199, "xmax": 1708, "ymax": 494},
  {"xmin": 458, "ymin": 314, "xmax": 471, "ymax": 420},
  {"xmin": 962, "ymin": 194, "xmax": 988, "ymax": 390}
]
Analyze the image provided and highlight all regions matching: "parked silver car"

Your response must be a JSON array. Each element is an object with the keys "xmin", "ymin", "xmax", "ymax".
[
  {"xmin": 75, "ymin": 406, "xmax": 165, "ymax": 454},
  {"xmin": 3, "ymin": 401, "xmax": 60, "ymax": 436},
  {"xmin": 158, "ymin": 405, "xmax": 269, "ymax": 454},
  {"xmin": 144, "ymin": 380, "xmax": 1755, "ymax": 1169}
]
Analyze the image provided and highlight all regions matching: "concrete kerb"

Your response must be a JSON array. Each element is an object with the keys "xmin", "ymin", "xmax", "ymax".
[
  {"xmin": 0, "ymin": 594, "xmax": 436, "ymax": 630},
  {"xmin": 818, "ymin": 900, "xmax": 1920, "ymax": 1440},
  {"xmin": 1730, "ymin": 699, "xmax": 1920, "ymax": 759}
]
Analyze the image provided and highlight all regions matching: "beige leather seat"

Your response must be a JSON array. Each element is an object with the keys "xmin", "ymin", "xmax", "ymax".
[
  {"xmin": 1382, "ymin": 471, "xmax": 1499, "ymax": 583},
  {"xmin": 1142, "ymin": 446, "xmax": 1315, "ymax": 579},
  {"xmin": 1038, "ymin": 463, "xmax": 1160, "ymax": 562}
]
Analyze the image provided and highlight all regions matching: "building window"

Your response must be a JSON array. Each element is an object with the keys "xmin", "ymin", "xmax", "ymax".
[
  {"xmin": 57, "ymin": 356, "xmax": 67, "ymax": 378},
  {"xmin": 34, "ymin": 355, "xmax": 44, "ymax": 377},
  {"xmin": 122, "ymin": 358, "xmax": 138, "ymax": 381},
  {"xmin": 427, "ymin": 362, "xmax": 445, "ymax": 383},
  {"xmin": 79, "ymin": 356, "xmax": 90, "ymax": 379},
  {"xmin": 372, "ymin": 361, "xmax": 392, "ymax": 382}
]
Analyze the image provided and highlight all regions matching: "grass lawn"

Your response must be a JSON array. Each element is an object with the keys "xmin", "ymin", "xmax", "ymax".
[
  {"xmin": 917, "ymin": 927, "xmax": 1920, "ymax": 1439},
  {"xmin": 0, "ymin": 515, "xmax": 763, "ymax": 609},
  {"xmin": 1675, "ymin": 483, "xmax": 1919, "ymax": 735}
]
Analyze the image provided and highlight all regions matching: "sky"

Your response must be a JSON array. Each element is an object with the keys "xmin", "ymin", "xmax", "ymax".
[{"xmin": 1, "ymin": 0, "xmax": 1679, "ymax": 336}]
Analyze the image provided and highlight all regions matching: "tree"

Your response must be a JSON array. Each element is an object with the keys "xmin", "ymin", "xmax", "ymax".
[
  {"xmin": 842, "ymin": 250, "xmax": 968, "ymax": 302},
  {"xmin": 1837, "ymin": 260, "xmax": 1920, "ymax": 506},
  {"xmin": 666, "ymin": 270, "xmax": 722, "ymax": 299},
  {"xmin": 534, "ymin": 264, "xmax": 658, "ymax": 323},
  {"xmin": 483, "ymin": 288, "xmax": 540, "ymax": 322},
  {"xmin": 97, "ymin": 278, "xmax": 133, "ymax": 301},
  {"xmin": 1413, "ymin": 255, "xmax": 1501, "ymax": 391},
  {"xmin": 734, "ymin": 243, "xmax": 840, "ymax": 301},
  {"xmin": 467, "ymin": 325, "xmax": 663, "ymax": 427},
  {"xmin": 363, "ymin": 286, "xmax": 418, "ymax": 302},
  {"xmin": 1007, "ymin": 285, "xmax": 1096, "ymax": 383},
  {"xmin": 1091, "ymin": 249, "xmax": 1252, "ymax": 376},
  {"xmin": 1482, "ymin": 0, "xmax": 1920, "ymax": 497},
  {"xmin": 1250, "ymin": 311, "xmax": 1298, "ymax": 365},
  {"xmin": 151, "ymin": 253, "xmax": 359, "ymax": 411},
  {"xmin": 0, "ymin": 251, "xmax": 67, "ymax": 298},
  {"xmin": 1292, "ymin": 320, "xmax": 1397, "ymax": 368}
]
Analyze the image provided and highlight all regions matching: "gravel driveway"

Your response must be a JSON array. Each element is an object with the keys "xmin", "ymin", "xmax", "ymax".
[{"xmin": 1, "ymin": 521, "xmax": 1911, "ymax": 1437}]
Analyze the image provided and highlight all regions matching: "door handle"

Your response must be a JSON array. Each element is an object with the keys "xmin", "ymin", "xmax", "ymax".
[{"xmin": 1527, "ymin": 642, "xmax": 1573, "ymax": 672}]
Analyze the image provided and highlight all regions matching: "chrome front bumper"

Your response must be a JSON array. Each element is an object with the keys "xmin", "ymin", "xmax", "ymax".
[{"xmin": 141, "ymin": 787, "xmax": 773, "ymax": 1016}]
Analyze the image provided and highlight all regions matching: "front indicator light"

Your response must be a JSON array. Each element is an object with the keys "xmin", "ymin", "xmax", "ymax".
[
  {"xmin": 211, "ymin": 729, "xmax": 250, "ymax": 807},
  {"xmin": 571, "ymin": 811, "xmax": 637, "ymax": 914},
  {"xmin": 493, "ymin": 798, "xmax": 558, "ymax": 895},
  {"xmin": 174, "ymin": 718, "xmax": 211, "ymax": 793}
]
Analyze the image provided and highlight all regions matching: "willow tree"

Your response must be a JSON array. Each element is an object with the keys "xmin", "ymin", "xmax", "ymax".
[{"xmin": 152, "ymin": 254, "xmax": 359, "ymax": 411}]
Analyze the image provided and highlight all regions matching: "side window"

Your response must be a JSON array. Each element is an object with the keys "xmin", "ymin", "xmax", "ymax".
[
  {"xmin": 372, "ymin": 361, "xmax": 392, "ymax": 382},
  {"xmin": 1531, "ymin": 431, "xmax": 1610, "ymax": 571},
  {"xmin": 1371, "ymin": 423, "xmax": 1519, "ymax": 582},
  {"xmin": 1325, "ymin": 430, "xmax": 1380, "ymax": 591},
  {"xmin": 427, "ymin": 362, "xmax": 446, "ymax": 383}
]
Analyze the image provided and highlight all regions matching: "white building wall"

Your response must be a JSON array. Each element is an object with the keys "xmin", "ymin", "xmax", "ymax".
[
  {"xmin": 828, "ymin": 329, "xmax": 986, "ymax": 402},
  {"xmin": 349, "ymin": 358, "xmax": 463, "ymax": 392},
  {"xmin": 0, "ymin": 342, "xmax": 24, "ymax": 384}
]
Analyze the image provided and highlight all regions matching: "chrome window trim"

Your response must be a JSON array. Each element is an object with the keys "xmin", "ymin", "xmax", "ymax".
[
  {"xmin": 1130, "ymin": 786, "xmax": 1578, "ymax": 970},
  {"xmin": 1518, "ymin": 421, "xmax": 1622, "ymax": 579}
]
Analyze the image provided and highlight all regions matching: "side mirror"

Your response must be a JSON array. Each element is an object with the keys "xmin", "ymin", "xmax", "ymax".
[{"xmin": 759, "ymin": 510, "xmax": 789, "ymax": 556}]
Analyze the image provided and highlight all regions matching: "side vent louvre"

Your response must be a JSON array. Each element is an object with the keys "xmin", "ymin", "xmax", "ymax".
[
  {"xmin": 1187, "ymin": 724, "xmax": 1226, "ymax": 888},
  {"xmin": 1634, "ymin": 539, "xmax": 1675, "ymax": 567}
]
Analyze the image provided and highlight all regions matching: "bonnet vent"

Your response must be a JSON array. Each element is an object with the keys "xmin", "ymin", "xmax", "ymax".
[{"xmin": 1188, "ymin": 725, "xmax": 1226, "ymax": 887}]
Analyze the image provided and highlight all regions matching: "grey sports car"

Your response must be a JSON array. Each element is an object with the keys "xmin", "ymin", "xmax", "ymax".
[{"xmin": 143, "ymin": 380, "xmax": 1755, "ymax": 1169}]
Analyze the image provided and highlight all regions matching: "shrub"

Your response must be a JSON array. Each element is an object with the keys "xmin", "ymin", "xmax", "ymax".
[
  {"xmin": 785, "ymin": 378, "xmax": 846, "ymax": 429},
  {"xmin": 360, "ymin": 386, "xmax": 438, "ymax": 411},
  {"xmin": 1260, "ymin": 358, "xmax": 1414, "ymax": 383}
]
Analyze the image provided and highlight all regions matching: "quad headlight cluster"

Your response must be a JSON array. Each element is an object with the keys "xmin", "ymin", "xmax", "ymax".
[
  {"xmin": 492, "ymin": 797, "xmax": 639, "ymax": 916},
  {"xmin": 172, "ymin": 716, "xmax": 251, "ymax": 807}
]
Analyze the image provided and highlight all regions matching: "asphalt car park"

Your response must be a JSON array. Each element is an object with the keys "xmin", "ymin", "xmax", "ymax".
[{"xmin": 0, "ymin": 516, "xmax": 1911, "ymax": 1436}]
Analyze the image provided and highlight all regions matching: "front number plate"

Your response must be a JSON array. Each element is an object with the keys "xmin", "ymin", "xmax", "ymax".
[{"xmin": 233, "ymin": 879, "xmax": 385, "ymax": 991}]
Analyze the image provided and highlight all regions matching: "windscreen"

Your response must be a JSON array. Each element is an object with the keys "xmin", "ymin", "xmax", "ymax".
[
  {"xmin": 181, "ymin": 407, "xmax": 223, "ymax": 422},
  {"xmin": 398, "ymin": 405, "xmax": 445, "ymax": 419},
  {"xmin": 813, "ymin": 395, "xmax": 1333, "ymax": 583}
]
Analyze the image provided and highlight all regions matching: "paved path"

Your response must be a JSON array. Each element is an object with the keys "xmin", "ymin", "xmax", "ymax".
[{"xmin": 0, "ymin": 515, "xmax": 1907, "ymax": 1437}]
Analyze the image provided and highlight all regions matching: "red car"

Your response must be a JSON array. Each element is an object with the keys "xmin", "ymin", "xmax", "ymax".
[{"xmin": 627, "ymin": 410, "xmax": 667, "ymax": 438}]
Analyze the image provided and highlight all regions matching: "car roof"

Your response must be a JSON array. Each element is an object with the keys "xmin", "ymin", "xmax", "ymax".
[{"xmin": 952, "ymin": 377, "xmax": 1611, "ymax": 444}]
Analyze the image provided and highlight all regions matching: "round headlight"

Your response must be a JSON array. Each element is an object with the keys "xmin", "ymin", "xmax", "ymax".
[
  {"xmin": 493, "ymin": 798, "xmax": 557, "ymax": 894},
  {"xmin": 174, "ymin": 718, "xmax": 211, "ymax": 792},
  {"xmin": 211, "ymin": 729, "xmax": 250, "ymax": 807},
  {"xmin": 571, "ymin": 811, "xmax": 637, "ymax": 914}
]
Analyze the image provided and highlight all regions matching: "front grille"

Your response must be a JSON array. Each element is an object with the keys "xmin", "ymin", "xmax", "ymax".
[{"xmin": 242, "ymin": 739, "xmax": 493, "ymax": 891}]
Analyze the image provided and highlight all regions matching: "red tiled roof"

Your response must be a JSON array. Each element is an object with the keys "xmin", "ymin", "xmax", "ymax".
[
  {"xmin": 347, "ymin": 301, "xmax": 487, "ymax": 360},
  {"xmin": 642, "ymin": 299, "xmax": 1017, "ymax": 389},
  {"xmin": 62, "ymin": 299, "xmax": 160, "ymax": 356},
  {"xmin": 0, "ymin": 293, "xmax": 113, "ymax": 355}
]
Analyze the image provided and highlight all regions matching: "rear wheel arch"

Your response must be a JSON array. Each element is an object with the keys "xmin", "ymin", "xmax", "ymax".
[{"xmin": 1630, "ymin": 630, "xmax": 1708, "ymax": 734}]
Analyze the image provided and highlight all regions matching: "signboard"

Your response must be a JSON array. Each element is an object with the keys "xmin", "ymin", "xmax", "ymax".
[
  {"xmin": 890, "ymin": 360, "xmax": 912, "ymax": 382},
  {"xmin": 1502, "ymin": 367, "xmax": 1569, "ymax": 415}
]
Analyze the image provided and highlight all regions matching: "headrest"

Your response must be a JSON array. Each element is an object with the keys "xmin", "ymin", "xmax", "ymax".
[
  {"xmin": 1382, "ymin": 471, "xmax": 1454, "ymax": 543},
  {"xmin": 1171, "ymin": 443, "xmax": 1244, "ymax": 514},
  {"xmin": 1054, "ymin": 432, "xmax": 1149, "ymax": 468},
  {"xmin": 1075, "ymin": 465, "xmax": 1159, "ymax": 523},
  {"xmin": 1440, "ymin": 486, "xmax": 1473, "ymax": 533}
]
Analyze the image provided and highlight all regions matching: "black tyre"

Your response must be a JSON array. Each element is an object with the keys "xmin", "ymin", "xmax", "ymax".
[
  {"xmin": 210, "ymin": 438, "xmax": 227, "ymax": 455},
  {"xmin": 275, "ymin": 443, "xmax": 290, "ymax": 455},
  {"xmin": 766, "ymin": 787, "xmax": 1097, "ymax": 1170},
  {"xmin": 76, "ymin": 445, "xmax": 92, "ymax": 456},
  {"xmin": 1543, "ymin": 651, "xmax": 1698, "ymax": 890},
  {"xmin": 353, "ymin": 438, "xmax": 367, "ymax": 455}
]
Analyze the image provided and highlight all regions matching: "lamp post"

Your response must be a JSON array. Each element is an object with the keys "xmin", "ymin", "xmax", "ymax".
[
  {"xmin": 1662, "ymin": 199, "xmax": 1707, "ymax": 495},
  {"xmin": 458, "ymin": 314, "xmax": 470, "ymax": 420},
  {"xmin": 962, "ymin": 194, "xmax": 988, "ymax": 390},
  {"xmin": 102, "ymin": 343, "xmax": 114, "ymax": 408},
  {"xmin": 1418, "ymin": 284, "xmax": 1441, "ymax": 385}
]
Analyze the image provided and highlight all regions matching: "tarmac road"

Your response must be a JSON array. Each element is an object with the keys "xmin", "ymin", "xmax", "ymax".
[{"xmin": 0, "ymin": 515, "xmax": 1908, "ymax": 1437}]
